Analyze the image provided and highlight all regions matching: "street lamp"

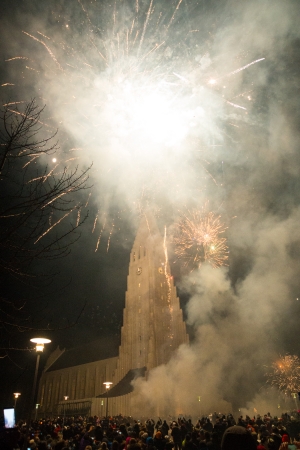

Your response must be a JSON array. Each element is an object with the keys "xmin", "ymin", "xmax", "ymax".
[
  {"xmin": 63, "ymin": 396, "xmax": 69, "ymax": 426},
  {"xmin": 14, "ymin": 392, "xmax": 21, "ymax": 408},
  {"xmin": 35, "ymin": 404, "xmax": 40, "ymax": 421},
  {"xmin": 103, "ymin": 382, "xmax": 112, "ymax": 418},
  {"xmin": 23, "ymin": 338, "xmax": 50, "ymax": 450},
  {"xmin": 292, "ymin": 392, "xmax": 298, "ymax": 409},
  {"xmin": 29, "ymin": 338, "xmax": 51, "ymax": 421}
]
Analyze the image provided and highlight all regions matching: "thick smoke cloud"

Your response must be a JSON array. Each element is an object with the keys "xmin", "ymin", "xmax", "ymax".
[
  {"xmin": 1, "ymin": 0, "xmax": 300, "ymax": 413},
  {"xmin": 134, "ymin": 207, "xmax": 300, "ymax": 416}
]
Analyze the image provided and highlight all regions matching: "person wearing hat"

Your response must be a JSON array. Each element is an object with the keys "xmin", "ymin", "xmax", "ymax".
[{"xmin": 221, "ymin": 425, "xmax": 256, "ymax": 450}]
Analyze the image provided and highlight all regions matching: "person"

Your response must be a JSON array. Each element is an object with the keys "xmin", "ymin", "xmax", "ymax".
[
  {"xmin": 221, "ymin": 425, "xmax": 256, "ymax": 450},
  {"xmin": 165, "ymin": 435, "xmax": 174, "ymax": 450},
  {"xmin": 183, "ymin": 434, "xmax": 198, "ymax": 450},
  {"xmin": 153, "ymin": 432, "xmax": 165, "ymax": 450},
  {"xmin": 161, "ymin": 421, "xmax": 169, "ymax": 438},
  {"xmin": 79, "ymin": 433, "xmax": 93, "ymax": 450},
  {"xmin": 257, "ymin": 436, "xmax": 268, "ymax": 450},
  {"xmin": 146, "ymin": 421, "xmax": 155, "ymax": 439},
  {"xmin": 171, "ymin": 423, "xmax": 182, "ymax": 450}
]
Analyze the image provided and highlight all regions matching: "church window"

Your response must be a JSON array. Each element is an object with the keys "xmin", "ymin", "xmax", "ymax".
[
  {"xmin": 138, "ymin": 283, "xmax": 140, "ymax": 288},
  {"xmin": 161, "ymin": 283, "xmax": 162, "ymax": 287},
  {"xmin": 161, "ymin": 295, "xmax": 163, "ymax": 299},
  {"xmin": 140, "ymin": 350, "xmax": 142, "ymax": 356},
  {"xmin": 139, "ymin": 335, "xmax": 141, "ymax": 341},
  {"xmin": 138, "ymin": 309, "xmax": 141, "ymax": 313},
  {"xmin": 133, "ymin": 252, "xmax": 135, "ymax": 261}
]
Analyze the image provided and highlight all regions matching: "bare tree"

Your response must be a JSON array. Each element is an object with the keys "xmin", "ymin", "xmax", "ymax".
[{"xmin": 0, "ymin": 100, "xmax": 90, "ymax": 349}]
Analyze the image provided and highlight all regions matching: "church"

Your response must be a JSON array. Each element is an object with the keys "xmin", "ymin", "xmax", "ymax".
[{"xmin": 37, "ymin": 214, "xmax": 189, "ymax": 418}]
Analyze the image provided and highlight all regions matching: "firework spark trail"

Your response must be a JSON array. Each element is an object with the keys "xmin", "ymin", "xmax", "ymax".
[
  {"xmin": 42, "ymin": 165, "xmax": 59, "ymax": 183},
  {"xmin": 41, "ymin": 185, "xmax": 78, "ymax": 209},
  {"xmin": 226, "ymin": 101, "xmax": 247, "ymax": 111},
  {"xmin": 76, "ymin": 208, "xmax": 81, "ymax": 227},
  {"xmin": 92, "ymin": 212, "xmax": 99, "ymax": 233},
  {"xmin": 34, "ymin": 207, "xmax": 77, "ymax": 244},
  {"xmin": 166, "ymin": 0, "xmax": 184, "ymax": 31},
  {"xmin": 212, "ymin": 58, "xmax": 266, "ymax": 85},
  {"xmin": 94, "ymin": 214, "xmax": 108, "ymax": 252},
  {"xmin": 7, "ymin": 108, "xmax": 55, "ymax": 129},
  {"xmin": 163, "ymin": 225, "xmax": 174, "ymax": 343},
  {"xmin": 106, "ymin": 221, "xmax": 114, "ymax": 252},
  {"xmin": 85, "ymin": 192, "xmax": 91, "ymax": 208},
  {"xmin": 5, "ymin": 57, "xmax": 29, "ymax": 61},
  {"xmin": 22, "ymin": 31, "xmax": 64, "ymax": 72},
  {"xmin": 228, "ymin": 58, "xmax": 265, "ymax": 77},
  {"xmin": 3, "ymin": 101, "xmax": 27, "ymax": 107},
  {"xmin": 22, "ymin": 156, "xmax": 39, "ymax": 169},
  {"xmin": 174, "ymin": 206, "xmax": 228, "ymax": 270},
  {"xmin": 37, "ymin": 31, "xmax": 51, "ymax": 40},
  {"xmin": 137, "ymin": 0, "xmax": 154, "ymax": 58}
]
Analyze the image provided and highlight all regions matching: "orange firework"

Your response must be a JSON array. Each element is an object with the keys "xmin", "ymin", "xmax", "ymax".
[
  {"xmin": 266, "ymin": 355, "xmax": 300, "ymax": 395},
  {"xmin": 173, "ymin": 207, "xmax": 228, "ymax": 270}
]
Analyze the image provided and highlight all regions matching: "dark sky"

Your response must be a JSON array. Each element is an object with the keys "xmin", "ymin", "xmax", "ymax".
[{"xmin": 1, "ymin": 0, "xmax": 300, "ymax": 416}]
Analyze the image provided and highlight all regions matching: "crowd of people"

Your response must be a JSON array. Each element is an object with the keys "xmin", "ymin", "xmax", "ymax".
[{"xmin": 2, "ymin": 410, "xmax": 300, "ymax": 450}]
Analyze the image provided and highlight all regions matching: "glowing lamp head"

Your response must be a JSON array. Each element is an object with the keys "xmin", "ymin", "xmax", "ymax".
[
  {"xmin": 30, "ymin": 337, "xmax": 51, "ymax": 352},
  {"xmin": 64, "ymin": 396, "xmax": 69, "ymax": 401},
  {"xmin": 103, "ymin": 382, "xmax": 113, "ymax": 390},
  {"xmin": 52, "ymin": 157, "xmax": 57, "ymax": 163},
  {"xmin": 14, "ymin": 392, "xmax": 21, "ymax": 399}
]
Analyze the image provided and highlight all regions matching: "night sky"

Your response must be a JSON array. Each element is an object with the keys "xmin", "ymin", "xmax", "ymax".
[{"xmin": 1, "ymin": 0, "xmax": 300, "ymax": 417}]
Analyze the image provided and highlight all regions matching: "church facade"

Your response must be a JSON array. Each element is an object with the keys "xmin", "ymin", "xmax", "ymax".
[{"xmin": 37, "ymin": 214, "xmax": 189, "ymax": 417}]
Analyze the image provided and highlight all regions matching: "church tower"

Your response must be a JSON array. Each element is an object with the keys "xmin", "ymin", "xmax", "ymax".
[
  {"xmin": 37, "ymin": 212, "xmax": 189, "ymax": 418},
  {"xmin": 112, "ymin": 213, "xmax": 189, "ymax": 388}
]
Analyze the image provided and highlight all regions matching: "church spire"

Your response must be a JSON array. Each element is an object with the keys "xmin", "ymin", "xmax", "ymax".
[{"xmin": 113, "ymin": 212, "xmax": 189, "ymax": 383}]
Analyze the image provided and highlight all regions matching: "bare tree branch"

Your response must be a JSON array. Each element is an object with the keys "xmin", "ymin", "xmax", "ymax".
[{"xmin": 0, "ymin": 99, "xmax": 91, "ymax": 348}]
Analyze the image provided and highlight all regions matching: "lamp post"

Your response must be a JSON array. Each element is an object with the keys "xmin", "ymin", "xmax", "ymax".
[
  {"xmin": 14, "ymin": 393, "xmax": 21, "ymax": 422},
  {"xmin": 103, "ymin": 382, "xmax": 112, "ymax": 418},
  {"xmin": 14, "ymin": 392, "xmax": 21, "ymax": 408},
  {"xmin": 63, "ymin": 396, "xmax": 69, "ymax": 426},
  {"xmin": 23, "ymin": 338, "xmax": 50, "ymax": 450},
  {"xmin": 28, "ymin": 339, "xmax": 51, "ymax": 422},
  {"xmin": 35, "ymin": 404, "xmax": 40, "ymax": 421},
  {"xmin": 292, "ymin": 393, "xmax": 298, "ymax": 409}
]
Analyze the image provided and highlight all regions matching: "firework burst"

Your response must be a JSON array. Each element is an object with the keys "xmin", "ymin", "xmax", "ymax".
[
  {"xmin": 266, "ymin": 354, "xmax": 300, "ymax": 395},
  {"xmin": 173, "ymin": 207, "xmax": 228, "ymax": 270},
  {"xmin": 2, "ymin": 0, "xmax": 265, "ymax": 252}
]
